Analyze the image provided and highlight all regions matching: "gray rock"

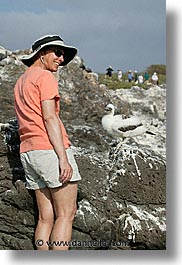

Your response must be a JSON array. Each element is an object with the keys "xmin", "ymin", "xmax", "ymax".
[
  {"xmin": 0, "ymin": 46, "xmax": 7, "ymax": 61},
  {"xmin": 0, "ymin": 49, "xmax": 166, "ymax": 250}
]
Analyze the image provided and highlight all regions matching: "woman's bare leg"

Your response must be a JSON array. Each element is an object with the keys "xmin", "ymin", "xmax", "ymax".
[
  {"xmin": 50, "ymin": 182, "xmax": 78, "ymax": 250},
  {"xmin": 34, "ymin": 188, "xmax": 54, "ymax": 250}
]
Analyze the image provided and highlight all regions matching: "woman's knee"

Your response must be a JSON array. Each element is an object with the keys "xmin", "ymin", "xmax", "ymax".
[
  {"xmin": 70, "ymin": 204, "xmax": 77, "ymax": 219},
  {"xmin": 38, "ymin": 207, "xmax": 54, "ymax": 225},
  {"xmin": 56, "ymin": 203, "xmax": 77, "ymax": 221}
]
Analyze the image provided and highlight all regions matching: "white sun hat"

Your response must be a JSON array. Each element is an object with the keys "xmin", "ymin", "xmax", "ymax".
[{"xmin": 21, "ymin": 35, "xmax": 77, "ymax": 67}]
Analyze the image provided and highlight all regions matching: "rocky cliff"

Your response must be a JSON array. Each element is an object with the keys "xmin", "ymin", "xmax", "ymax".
[{"xmin": 0, "ymin": 46, "xmax": 166, "ymax": 250}]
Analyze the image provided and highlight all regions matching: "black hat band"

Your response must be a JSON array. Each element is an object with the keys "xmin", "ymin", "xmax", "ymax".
[{"xmin": 32, "ymin": 36, "xmax": 64, "ymax": 51}]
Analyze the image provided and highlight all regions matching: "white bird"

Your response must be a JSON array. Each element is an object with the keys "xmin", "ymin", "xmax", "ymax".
[{"xmin": 101, "ymin": 103, "xmax": 146, "ymax": 139}]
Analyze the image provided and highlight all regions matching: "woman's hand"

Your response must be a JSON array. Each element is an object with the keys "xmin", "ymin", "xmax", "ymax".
[{"xmin": 59, "ymin": 158, "xmax": 73, "ymax": 184}]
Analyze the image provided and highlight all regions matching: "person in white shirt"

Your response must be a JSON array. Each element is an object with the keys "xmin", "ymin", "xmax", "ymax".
[
  {"xmin": 151, "ymin": 72, "xmax": 159, "ymax": 85},
  {"xmin": 138, "ymin": 74, "xmax": 144, "ymax": 84},
  {"xmin": 117, "ymin": 69, "xmax": 122, "ymax": 81}
]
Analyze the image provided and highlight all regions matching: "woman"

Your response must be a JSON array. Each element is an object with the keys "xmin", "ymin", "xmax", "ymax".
[{"xmin": 14, "ymin": 35, "xmax": 81, "ymax": 250}]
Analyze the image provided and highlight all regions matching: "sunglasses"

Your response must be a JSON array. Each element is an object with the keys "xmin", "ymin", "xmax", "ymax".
[{"xmin": 52, "ymin": 49, "xmax": 64, "ymax": 57}]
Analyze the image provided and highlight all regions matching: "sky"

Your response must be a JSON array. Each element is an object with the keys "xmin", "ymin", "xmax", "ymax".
[{"xmin": 0, "ymin": 0, "xmax": 166, "ymax": 73}]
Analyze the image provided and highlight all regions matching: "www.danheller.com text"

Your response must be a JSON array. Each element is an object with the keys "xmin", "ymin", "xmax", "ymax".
[{"xmin": 35, "ymin": 239, "xmax": 130, "ymax": 248}]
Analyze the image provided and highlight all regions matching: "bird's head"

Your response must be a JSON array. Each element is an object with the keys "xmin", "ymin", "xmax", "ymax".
[{"xmin": 105, "ymin": 103, "xmax": 115, "ymax": 115}]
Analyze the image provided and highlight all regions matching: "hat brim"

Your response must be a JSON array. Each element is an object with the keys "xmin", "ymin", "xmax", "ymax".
[{"xmin": 21, "ymin": 40, "xmax": 77, "ymax": 67}]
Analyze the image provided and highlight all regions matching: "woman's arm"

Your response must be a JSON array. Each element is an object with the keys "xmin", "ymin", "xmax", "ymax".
[{"xmin": 41, "ymin": 99, "xmax": 72, "ymax": 184}]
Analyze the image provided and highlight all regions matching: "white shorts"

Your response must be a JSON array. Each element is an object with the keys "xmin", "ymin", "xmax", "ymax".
[{"xmin": 20, "ymin": 147, "xmax": 81, "ymax": 190}]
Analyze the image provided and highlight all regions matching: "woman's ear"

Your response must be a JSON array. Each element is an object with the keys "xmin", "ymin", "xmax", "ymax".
[
  {"xmin": 40, "ymin": 56, "xmax": 44, "ymax": 64},
  {"xmin": 39, "ymin": 51, "xmax": 45, "ymax": 64}
]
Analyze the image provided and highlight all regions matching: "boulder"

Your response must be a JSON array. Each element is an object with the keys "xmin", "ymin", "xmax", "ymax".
[
  {"xmin": 0, "ymin": 50, "xmax": 166, "ymax": 250},
  {"xmin": 0, "ymin": 46, "xmax": 7, "ymax": 61}
]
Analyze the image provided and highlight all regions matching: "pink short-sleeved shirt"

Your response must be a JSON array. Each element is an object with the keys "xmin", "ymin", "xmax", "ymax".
[{"xmin": 14, "ymin": 66, "xmax": 71, "ymax": 153}]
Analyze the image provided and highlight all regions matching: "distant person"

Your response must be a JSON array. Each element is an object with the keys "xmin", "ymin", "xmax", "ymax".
[
  {"xmin": 151, "ymin": 72, "xmax": 159, "ymax": 85},
  {"xmin": 128, "ymin": 70, "xmax": 133, "ymax": 82},
  {"xmin": 144, "ymin": 72, "xmax": 149, "ymax": 83},
  {"xmin": 138, "ymin": 74, "xmax": 144, "ymax": 84},
  {"xmin": 105, "ymin": 66, "xmax": 114, "ymax": 77},
  {"xmin": 117, "ymin": 69, "xmax": 122, "ymax": 81}
]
